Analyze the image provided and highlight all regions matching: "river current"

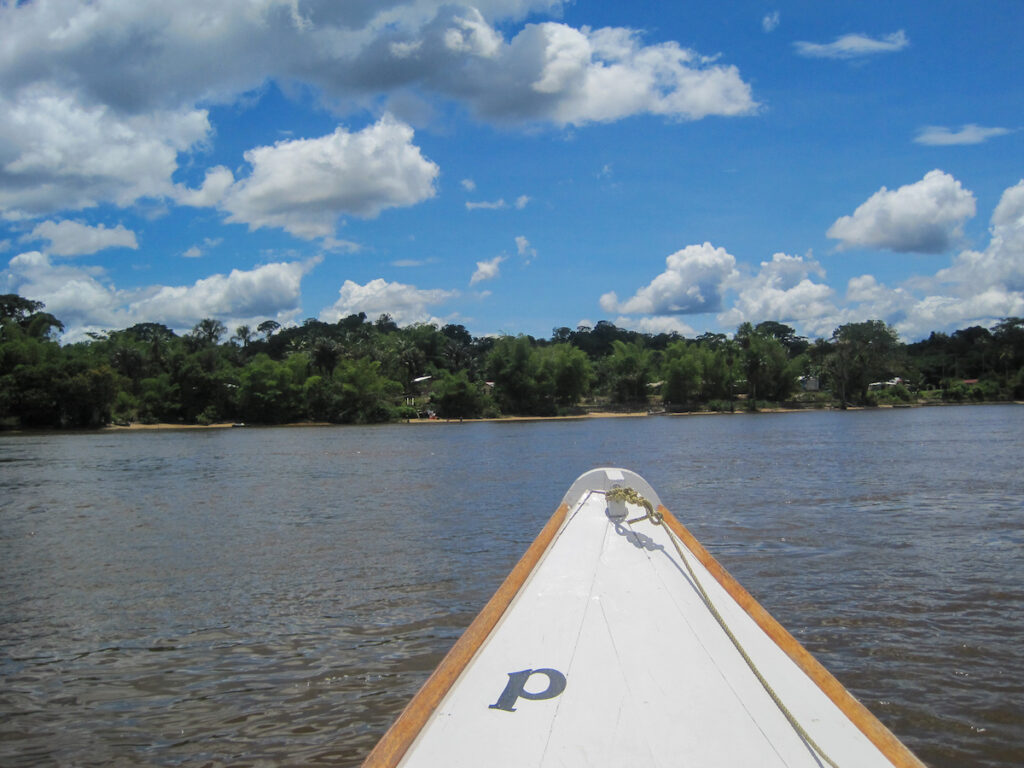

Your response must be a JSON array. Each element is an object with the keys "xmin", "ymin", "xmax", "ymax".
[{"xmin": 1, "ymin": 405, "xmax": 1022, "ymax": 767}]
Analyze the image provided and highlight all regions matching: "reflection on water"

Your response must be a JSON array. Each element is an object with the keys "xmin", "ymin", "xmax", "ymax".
[{"xmin": 1, "ymin": 406, "xmax": 1023, "ymax": 767}]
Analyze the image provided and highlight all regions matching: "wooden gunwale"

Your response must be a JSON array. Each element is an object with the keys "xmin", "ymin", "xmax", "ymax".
[
  {"xmin": 656, "ymin": 503, "xmax": 926, "ymax": 768},
  {"xmin": 361, "ymin": 501, "xmax": 570, "ymax": 768}
]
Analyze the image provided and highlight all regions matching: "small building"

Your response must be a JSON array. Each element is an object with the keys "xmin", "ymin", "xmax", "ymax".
[
  {"xmin": 798, "ymin": 375, "xmax": 819, "ymax": 392},
  {"xmin": 868, "ymin": 377, "xmax": 904, "ymax": 391}
]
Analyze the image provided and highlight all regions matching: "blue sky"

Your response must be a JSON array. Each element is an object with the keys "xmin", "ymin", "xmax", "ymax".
[{"xmin": 1, "ymin": 0, "xmax": 1021, "ymax": 342}]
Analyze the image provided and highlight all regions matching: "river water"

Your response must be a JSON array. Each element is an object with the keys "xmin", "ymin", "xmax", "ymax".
[{"xmin": 1, "ymin": 406, "xmax": 1022, "ymax": 767}]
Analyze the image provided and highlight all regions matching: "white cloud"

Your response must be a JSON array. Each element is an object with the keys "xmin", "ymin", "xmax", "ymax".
[
  {"xmin": 827, "ymin": 170, "xmax": 976, "ymax": 254},
  {"xmin": 4, "ymin": 250, "xmax": 121, "ymax": 332},
  {"xmin": 441, "ymin": 7, "xmax": 503, "ymax": 57},
  {"xmin": 319, "ymin": 278, "xmax": 457, "ymax": 327},
  {"xmin": 470, "ymin": 254, "xmax": 507, "ymax": 285},
  {"xmin": 934, "ymin": 180, "xmax": 1024, "ymax": 295},
  {"xmin": 506, "ymin": 23, "xmax": 758, "ymax": 125},
  {"xmin": 320, "ymin": 10, "xmax": 757, "ymax": 126},
  {"xmin": 0, "ymin": 1, "xmax": 755, "ymax": 221},
  {"xmin": 3, "ymin": 249, "xmax": 315, "ymax": 338},
  {"xmin": 717, "ymin": 252, "xmax": 837, "ymax": 337},
  {"xmin": 762, "ymin": 12, "xmax": 780, "ymax": 33},
  {"xmin": 600, "ymin": 242, "xmax": 738, "ymax": 315},
  {"xmin": 794, "ymin": 30, "xmax": 908, "ymax": 59},
  {"xmin": 593, "ymin": 181, "xmax": 1024, "ymax": 342},
  {"xmin": 613, "ymin": 315, "xmax": 696, "ymax": 337},
  {"xmin": 176, "ymin": 166, "xmax": 235, "ymax": 207},
  {"xmin": 514, "ymin": 194, "xmax": 530, "ymax": 209},
  {"xmin": 27, "ymin": 219, "xmax": 138, "ymax": 256},
  {"xmin": 466, "ymin": 199, "xmax": 508, "ymax": 211},
  {"xmin": 0, "ymin": 85, "xmax": 211, "ymax": 217},
  {"xmin": 222, "ymin": 116, "xmax": 439, "ymax": 239},
  {"xmin": 515, "ymin": 235, "xmax": 537, "ymax": 263},
  {"xmin": 181, "ymin": 237, "xmax": 222, "ymax": 259},
  {"xmin": 829, "ymin": 180, "xmax": 1024, "ymax": 338},
  {"xmin": 128, "ymin": 259, "xmax": 318, "ymax": 326},
  {"xmin": 461, "ymin": 178, "xmax": 477, "ymax": 191},
  {"xmin": 914, "ymin": 124, "xmax": 1013, "ymax": 146}
]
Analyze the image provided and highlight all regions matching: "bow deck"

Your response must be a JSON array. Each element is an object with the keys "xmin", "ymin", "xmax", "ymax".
[{"xmin": 363, "ymin": 468, "xmax": 924, "ymax": 767}]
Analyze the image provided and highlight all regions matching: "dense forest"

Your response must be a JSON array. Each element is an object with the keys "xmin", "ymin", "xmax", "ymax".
[{"xmin": 1, "ymin": 293, "xmax": 1022, "ymax": 429}]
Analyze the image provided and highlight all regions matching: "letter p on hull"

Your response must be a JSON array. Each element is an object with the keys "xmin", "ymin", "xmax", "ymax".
[{"xmin": 489, "ymin": 668, "xmax": 567, "ymax": 712}]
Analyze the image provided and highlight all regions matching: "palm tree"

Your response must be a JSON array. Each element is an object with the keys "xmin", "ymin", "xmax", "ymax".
[{"xmin": 232, "ymin": 325, "xmax": 253, "ymax": 349}]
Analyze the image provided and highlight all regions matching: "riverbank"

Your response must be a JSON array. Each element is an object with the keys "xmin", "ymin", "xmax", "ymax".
[{"xmin": 88, "ymin": 399, "xmax": 1022, "ymax": 432}]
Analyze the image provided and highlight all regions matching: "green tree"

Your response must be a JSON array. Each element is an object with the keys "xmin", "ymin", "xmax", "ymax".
[
  {"xmin": 754, "ymin": 321, "xmax": 809, "ymax": 357},
  {"xmin": 188, "ymin": 318, "xmax": 227, "ymax": 348},
  {"xmin": 0, "ymin": 294, "xmax": 45, "ymax": 324},
  {"xmin": 743, "ymin": 330, "xmax": 804, "ymax": 404},
  {"xmin": 826, "ymin": 321, "xmax": 903, "ymax": 407},
  {"xmin": 334, "ymin": 357, "xmax": 402, "ymax": 423},
  {"xmin": 432, "ymin": 370, "xmax": 486, "ymax": 419},
  {"xmin": 661, "ymin": 341, "xmax": 702, "ymax": 405},
  {"xmin": 604, "ymin": 339, "xmax": 653, "ymax": 404},
  {"xmin": 487, "ymin": 336, "xmax": 550, "ymax": 415},
  {"xmin": 137, "ymin": 373, "xmax": 180, "ymax": 423},
  {"xmin": 232, "ymin": 325, "xmax": 254, "ymax": 349},
  {"xmin": 236, "ymin": 354, "xmax": 304, "ymax": 423},
  {"xmin": 303, "ymin": 374, "xmax": 337, "ymax": 421},
  {"xmin": 537, "ymin": 343, "xmax": 592, "ymax": 407},
  {"xmin": 311, "ymin": 337, "xmax": 342, "ymax": 378},
  {"xmin": 257, "ymin": 319, "xmax": 281, "ymax": 339}
]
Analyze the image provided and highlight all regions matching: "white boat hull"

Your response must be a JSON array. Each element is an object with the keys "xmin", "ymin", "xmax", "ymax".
[{"xmin": 363, "ymin": 468, "xmax": 923, "ymax": 767}]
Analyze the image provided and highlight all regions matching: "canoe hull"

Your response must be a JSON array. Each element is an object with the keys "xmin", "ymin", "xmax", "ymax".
[{"xmin": 363, "ymin": 468, "xmax": 923, "ymax": 768}]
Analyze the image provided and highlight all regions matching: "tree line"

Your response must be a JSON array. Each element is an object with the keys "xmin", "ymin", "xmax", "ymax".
[{"xmin": 1, "ymin": 293, "xmax": 1022, "ymax": 429}]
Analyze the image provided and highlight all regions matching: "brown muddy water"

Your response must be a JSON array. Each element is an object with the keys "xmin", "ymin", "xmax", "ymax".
[{"xmin": 1, "ymin": 405, "xmax": 1022, "ymax": 766}]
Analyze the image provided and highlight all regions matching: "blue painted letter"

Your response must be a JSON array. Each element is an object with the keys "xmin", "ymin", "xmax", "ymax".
[{"xmin": 489, "ymin": 668, "xmax": 567, "ymax": 712}]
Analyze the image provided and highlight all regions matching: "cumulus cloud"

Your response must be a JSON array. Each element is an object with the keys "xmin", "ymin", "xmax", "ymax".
[
  {"xmin": 613, "ymin": 315, "xmax": 696, "ymax": 337},
  {"xmin": 600, "ymin": 242, "xmax": 738, "ymax": 315},
  {"xmin": 470, "ymin": 254, "xmax": 506, "ymax": 285},
  {"xmin": 914, "ymin": 124, "xmax": 1013, "ymax": 146},
  {"xmin": 935, "ymin": 180, "xmax": 1024, "ymax": 295},
  {"xmin": 221, "ymin": 116, "xmax": 439, "ymax": 239},
  {"xmin": 828, "ymin": 180, "xmax": 1024, "ymax": 338},
  {"xmin": 515, "ymin": 235, "xmax": 537, "ymax": 263},
  {"xmin": 794, "ymin": 30, "xmax": 909, "ymax": 59},
  {"xmin": 762, "ymin": 12, "xmax": 780, "ymax": 33},
  {"xmin": 128, "ymin": 259, "xmax": 318, "ymax": 326},
  {"xmin": 0, "ymin": 85, "xmax": 211, "ymax": 218},
  {"xmin": 0, "ymin": 1, "xmax": 755, "ymax": 224},
  {"xmin": 319, "ymin": 278, "xmax": 457, "ymax": 327},
  {"xmin": 488, "ymin": 23, "xmax": 757, "ymax": 125},
  {"xmin": 0, "ymin": 1, "xmax": 756, "ymax": 210},
  {"xmin": 27, "ymin": 220, "xmax": 138, "ymax": 256},
  {"xmin": 176, "ymin": 166, "xmax": 235, "ymax": 208},
  {"xmin": 3, "ymin": 250, "xmax": 315, "ymax": 337},
  {"xmin": 827, "ymin": 170, "xmax": 976, "ymax": 254},
  {"xmin": 4, "ymin": 250, "xmax": 121, "ymax": 332},
  {"xmin": 717, "ymin": 252, "xmax": 837, "ymax": 336}
]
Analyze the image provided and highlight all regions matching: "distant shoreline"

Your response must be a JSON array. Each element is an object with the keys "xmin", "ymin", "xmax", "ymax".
[
  {"xmin": 0, "ymin": 401, "xmax": 1017, "ymax": 435},
  {"xmin": 87, "ymin": 400, "xmax": 1023, "ymax": 432}
]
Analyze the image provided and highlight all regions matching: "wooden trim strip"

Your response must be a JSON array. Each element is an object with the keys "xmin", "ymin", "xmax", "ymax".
[
  {"xmin": 657, "ymin": 504, "xmax": 926, "ymax": 768},
  {"xmin": 361, "ymin": 501, "xmax": 570, "ymax": 767}
]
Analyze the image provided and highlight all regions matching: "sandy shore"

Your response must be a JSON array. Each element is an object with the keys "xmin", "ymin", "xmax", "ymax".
[
  {"xmin": 95, "ymin": 400, "xmax": 1022, "ymax": 431},
  {"xmin": 102, "ymin": 413, "xmax": 651, "ymax": 430}
]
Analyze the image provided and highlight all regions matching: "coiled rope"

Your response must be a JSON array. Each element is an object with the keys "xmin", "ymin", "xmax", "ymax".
[{"xmin": 604, "ymin": 487, "xmax": 840, "ymax": 768}]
